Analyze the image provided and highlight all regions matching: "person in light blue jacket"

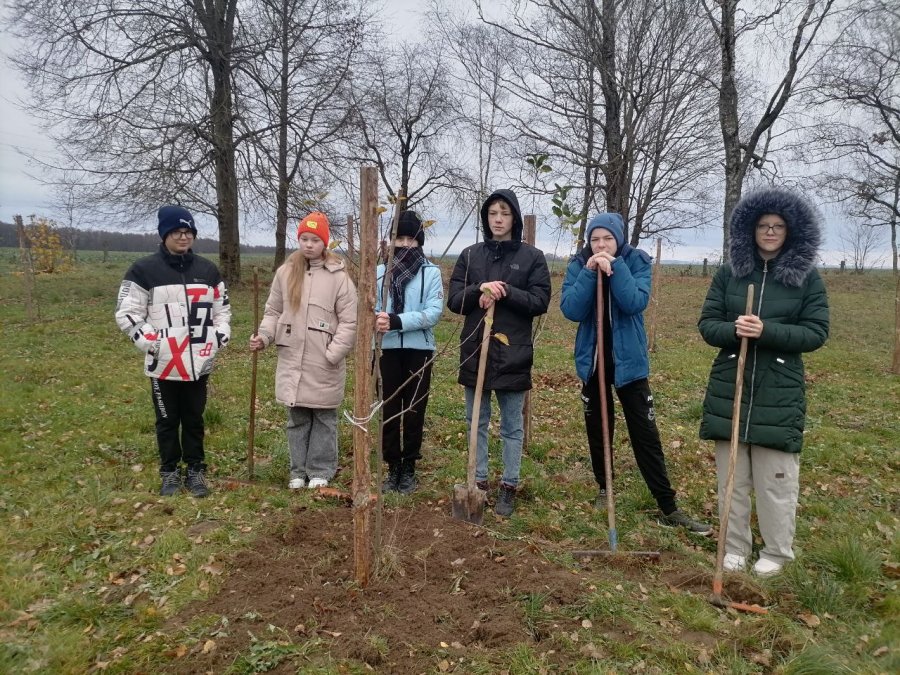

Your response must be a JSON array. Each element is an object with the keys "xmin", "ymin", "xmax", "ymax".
[
  {"xmin": 560, "ymin": 213, "xmax": 711, "ymax": 534},
  {"xmin": 375, "ymin": 210, "xmax": 444, "ymax": 494}
]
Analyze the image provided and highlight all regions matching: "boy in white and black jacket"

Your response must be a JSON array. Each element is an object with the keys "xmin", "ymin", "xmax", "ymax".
[{"xmin": 115, "ymin": 205, "xmax": 231, "ymax": 497}]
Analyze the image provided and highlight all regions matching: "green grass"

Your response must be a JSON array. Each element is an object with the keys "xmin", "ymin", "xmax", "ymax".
[{"xmin": 0, "ymin": 250, "xmax": 898, "ymax": 672}]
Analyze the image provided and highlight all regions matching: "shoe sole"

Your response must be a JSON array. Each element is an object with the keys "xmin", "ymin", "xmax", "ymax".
[{"xmin": 656, "ymin": 518, "xmax": 713, "ymax": 537}]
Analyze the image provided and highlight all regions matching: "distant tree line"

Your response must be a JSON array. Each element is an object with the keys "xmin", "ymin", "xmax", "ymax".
[{"xmin": 0, "ymin": 222, "xmax": 275, "ymax": 255}]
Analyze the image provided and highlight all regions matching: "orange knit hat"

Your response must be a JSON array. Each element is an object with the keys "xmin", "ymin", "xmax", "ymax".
[{"xmin": 297, "ymin": 211, "xmax": 330, "ymax": 247}]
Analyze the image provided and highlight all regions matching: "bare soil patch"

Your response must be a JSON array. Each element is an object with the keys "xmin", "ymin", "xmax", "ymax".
[{"xmin": 170, "ymin": 502, "xmax": 670, "ymax": 672}]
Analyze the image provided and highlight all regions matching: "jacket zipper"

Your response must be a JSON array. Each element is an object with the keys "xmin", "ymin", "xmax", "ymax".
[
  {"xmin": 180, "ymin": 264, "xmax": 198, "ymax": 379},
  {"xmin": 743, "ymin": 260, "xmax": 768, "ymax": 440}
]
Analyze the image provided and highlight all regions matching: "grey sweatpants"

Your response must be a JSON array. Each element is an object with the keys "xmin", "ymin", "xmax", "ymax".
[
  {"xmin": 715, "ymin": 440, "xmax": 800, "ymax": 565},
  {"xmin": 287, "ymin": 406, "xmax": 338, "ymax": 481}
]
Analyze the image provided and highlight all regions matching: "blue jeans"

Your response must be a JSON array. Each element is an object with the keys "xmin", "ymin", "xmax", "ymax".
[{"xmin": 464, "ymin": 387, "xmax": 526, "ymax": 487}]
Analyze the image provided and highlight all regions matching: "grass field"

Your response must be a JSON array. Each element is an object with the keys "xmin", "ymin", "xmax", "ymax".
[{"xmin": 0, "ymin": 249, "xmax": 897, "ymax": 673}]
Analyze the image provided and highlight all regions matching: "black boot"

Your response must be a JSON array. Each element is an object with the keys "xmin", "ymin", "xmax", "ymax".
[
  {"xmin": 494, "ymin": 482, "xmax": 516, "ymax": 517},
  {"xmin": 397, "ymin": 460, "xmax": 418, "ymax": 495},
  {"xmin": 382, "ymin": 463, "xmax": 401, "ymax": 493},
  {"xmin": 186, "ymin": 466, "xmax": 210, "ymax": 498}
]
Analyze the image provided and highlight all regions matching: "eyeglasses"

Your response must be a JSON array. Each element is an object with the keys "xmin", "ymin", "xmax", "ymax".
[
  {"xmin": 756, "ymin": 223, "xmax": 786, "ymax": 234},
  {"xmin": 171, "ymin": 230, "xmax": 195, "ymax": 239}
]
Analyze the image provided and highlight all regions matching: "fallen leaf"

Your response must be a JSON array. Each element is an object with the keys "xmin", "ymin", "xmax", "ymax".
[
  {"xmin": 873, "ymin": 646, "xmax": 889, "ymax": 658},
  {"xmin": 799, "ymin": 613, "xmax": 820, "ymax": 628},
  {"xmin": 450, "ymin": 558, "xmax": 465, "ymax": 567},
  {"xmin": 750, "ymin": 651, "xmax": 771, "ymax": 667},
  {"xmin": 581, "ymin": 643, "xmax": 603, "ymax": 659},
  {"xmin": 200, "ymin": 563, "xmax": 223, "ymax": 576},
  {"xmin": 173, "ymin": 645, "xmax": 188, "ymax": 658},
  {"xmin": 201, "ymin": 640, "xmax": 216, "ymax": 654},
  {"xmin": 131, "ymin": 464, "xmax": 143, "ymax": 473},
  {"xmin": 882, "ymin": 562, "xmax": 900, "ymax": 579},
  {"xmin": 581, "ymin": 619, "xmax": 593, "ymax": 628},
  {"xmin": 493, "ymin": 333, "xmax": 509, "ymax": 345},
  {"xmin": 438, "ymin": 660, "xmax": 450, "ymax": 672}
]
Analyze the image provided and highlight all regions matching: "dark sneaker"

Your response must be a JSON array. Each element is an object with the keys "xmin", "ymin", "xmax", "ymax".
[
  {"xmin": 382, "ymin": 464, "xmax": 401, "ymax": 493},
  {"xmin": 159, "ymin": 469, "xmax": 183, "ymax": 497},
  {"xmin": 593, "ymin": 487, "xmax": 608, "ymax": 510},
  {"xmin": 186, "ymin": 467, "xmax": 210, "ymax": 498},
  {"xmin": 494, "ymin": 483, "xmax": 517, "ymax": 518},
  {"xmin": 397, "ymin": 461, "xmax": 417, "ymax": 495},
  {"xmin": 475, "ymin": 480, "xmax": 489, "ymax": 493},
  {"xmin": 657, "ymin": 509, "xmax": 712, "ymax": 536}
]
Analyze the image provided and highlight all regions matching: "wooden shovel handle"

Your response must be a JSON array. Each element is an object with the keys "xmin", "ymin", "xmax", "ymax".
[
  {"xmin": 467, "ymin": 303, "xmax": 495, "ymax": 490},
  {"xmin": 595, "ymin": 273, "xmax": 617, "ymax": 549},
  {"xmin": 248, "ymin": 267, "xmax": 260, "ymax": 480},
  {"xmin": 713, "ymin": 284, "xmax": 755, "ymax": 595}
]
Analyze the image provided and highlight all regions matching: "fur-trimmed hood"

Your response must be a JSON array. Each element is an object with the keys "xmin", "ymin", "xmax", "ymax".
[{"xmin": 729, "ymin": 187, "xmax": 822, "ymax": 288}]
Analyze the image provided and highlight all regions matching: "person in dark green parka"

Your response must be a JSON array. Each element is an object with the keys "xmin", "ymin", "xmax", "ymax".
[{"xmin": 699, "ymin": 187, "xmax": 829, "ymax": 578}]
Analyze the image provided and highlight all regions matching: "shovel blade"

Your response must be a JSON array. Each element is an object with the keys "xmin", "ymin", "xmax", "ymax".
[{"xmin": 451, "ymin": 484, "xmax": 487, "ymax": 525}]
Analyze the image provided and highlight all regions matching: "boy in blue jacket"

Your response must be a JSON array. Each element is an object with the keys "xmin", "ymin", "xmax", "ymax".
[{"xmin": 560, "ymin": 213, "xmax": 710, "ymax": 534}]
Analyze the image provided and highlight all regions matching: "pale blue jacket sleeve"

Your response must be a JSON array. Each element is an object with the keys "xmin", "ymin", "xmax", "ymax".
[{"xmin": 394, "ymin": 265, "xmax": 444, "ymax": 331}]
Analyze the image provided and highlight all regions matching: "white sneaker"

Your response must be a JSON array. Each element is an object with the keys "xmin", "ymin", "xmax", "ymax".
[
  {"xmin": 307, "ymin": 477, "xmax": 328, "ymax": 489},
  {"xmin": 288, "ymin": 478, "xmax": 305, "ymax": 490},
  {"xmin": 752, "ymin": 557, "xmax": 784, "ymax": 578},
  {"xmin": 723, "ymin": 553, "xmax": 747, "ymax": 572}
]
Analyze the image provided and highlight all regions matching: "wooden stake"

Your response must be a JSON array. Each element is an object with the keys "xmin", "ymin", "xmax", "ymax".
[
  {"xmin": 373, "ymin": 190, "xmax": 405, "ymax": 568},
  {"xmin": 522, "ymin": 214, "xmax": 537, "ymax": 452},
  {"xmin": 346, "ymin": 214, "xmax": 356, "ymax": 260},
  {"xmin": 647, "ymin": 239, "xmax": 662, "ymax": 353},
  {"xmin": 893, "ymin": 272, "xmax": 900, "ymax": 375},
  {"xmin": 15, "ymin": 215, "xmax": 37, "ymax": 323},
  {"xmin": 353, "ymin": 166, "xmax": 379, "ymax": 587}
]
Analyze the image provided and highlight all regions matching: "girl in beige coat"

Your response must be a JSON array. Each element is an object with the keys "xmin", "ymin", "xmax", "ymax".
[{"xmin": 250, "ymin": 213, "xmax": 358, "ymax": 489}]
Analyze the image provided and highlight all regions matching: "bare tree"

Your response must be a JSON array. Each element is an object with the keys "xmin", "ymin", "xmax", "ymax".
[
  {"xmin": 238, "ymin": 0, "xmax": 367, "ymax": 269},
  {"xmin": 802, "ymin": 0, "xmax": 899, "ymax": 272},
  {"xmin": 344, "ymin": 45, "xmax": 467, "ymax": 210},
  {"xmin": 701, "ymin": 0, "xmax": 837, "ymax": 259},
  {"xmin": 473, "ymin": 0, "xmax": 720, "ymax": 247},
  {"xmin": 9, "ymin": 0, "xmax": 250, "ymax": 282},
  {"xmin": 841, "ymin": 219, "xmax": 886, "ymax": 273}
]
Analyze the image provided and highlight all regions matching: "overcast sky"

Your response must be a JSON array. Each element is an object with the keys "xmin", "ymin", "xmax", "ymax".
[{"xmin": 0, "ymin": 1, "xmax": 893, "ymax": 267}]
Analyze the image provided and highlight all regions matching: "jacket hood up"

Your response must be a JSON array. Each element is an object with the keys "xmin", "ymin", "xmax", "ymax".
[
  {"xmin": 480, "ymin": 189, "xmax": 523, "ymax": 242},
  {"xmin": 729, "ymin": 187, "xmax": 822, "ymax": 288},
  {"xmin": 579, "ymin": 212, "xmax": 639, "ymax": 263}
]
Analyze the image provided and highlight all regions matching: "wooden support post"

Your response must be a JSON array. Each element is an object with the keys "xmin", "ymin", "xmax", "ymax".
[
  {"xmin": 522, "ymin": 214, "xmax": 537, "ymax": 452},
  {"xmin": 346, "ymin": 214, "xmax": 356, "ymax": 261},
  {"xmin": 893, "ymin": 273, "xmax": 900, "ymax": 375},
  {"xmin": 353, "ymin": 167, "xmax": 378, "ymax": 587},
  {"xmin": 702, "ymin": 257, "xmax": 708, "ymax": 277},
  {"xmin": 15, "ymin": 215, "xmax": 37, "ymax": 323},
  {"xmin": 647, "ymin": 239, "xmax": 662, "ymax": 353}
]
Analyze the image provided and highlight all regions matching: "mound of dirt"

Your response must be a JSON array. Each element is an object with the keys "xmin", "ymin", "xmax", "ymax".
[{"xmin": 172, "ymin": 502, "xmax": 604, "ymax": 672}]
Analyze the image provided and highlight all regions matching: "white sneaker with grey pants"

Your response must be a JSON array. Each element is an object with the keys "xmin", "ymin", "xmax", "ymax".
[
  {"xmin": 715, "ymin": 439, "xmax": 800, "ymax": 567},
  {"xmin": 287, "ymin": 406, "xmax": 338, "ymax": 482}
]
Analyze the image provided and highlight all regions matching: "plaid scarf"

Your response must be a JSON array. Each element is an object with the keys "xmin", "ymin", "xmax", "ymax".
[{"xmin": 389, "ymin": 245, "xmax": 426, "ymax": 313}]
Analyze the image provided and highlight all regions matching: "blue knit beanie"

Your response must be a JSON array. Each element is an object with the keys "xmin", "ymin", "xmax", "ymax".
[
  {"xmin": 585, "ymin": 213, "xmax": 625, "ymax": 254},
  {"xmin": 157, "ymin": 205, "xmax": 197, "ymax": 240}
]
